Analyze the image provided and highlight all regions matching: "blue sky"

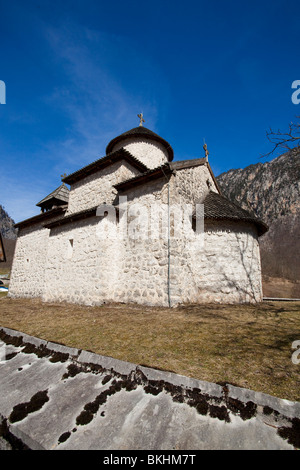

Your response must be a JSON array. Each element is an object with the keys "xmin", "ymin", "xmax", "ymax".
[{"xmin": 1, "ymin": 0, "xmax": 300, "ymax": 222}]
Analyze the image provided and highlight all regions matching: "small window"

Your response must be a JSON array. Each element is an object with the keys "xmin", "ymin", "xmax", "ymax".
[{"xmin": 206, "ymin": 179, "xmax": 212, "ymax": 189}]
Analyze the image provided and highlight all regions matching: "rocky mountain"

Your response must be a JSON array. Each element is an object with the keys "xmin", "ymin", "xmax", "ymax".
[
  {"xmin": 216, "ymin": 151, "xmax": 300, "ymax": 223},
  {"xmin": 216, "ymin": 150, "xmax": 300, "ymax": 294}
]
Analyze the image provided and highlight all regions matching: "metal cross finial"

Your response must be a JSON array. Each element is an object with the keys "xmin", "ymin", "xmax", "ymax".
[
  {"xmin": 61, "ymin": 173, "xmax": 67, "ymax": 181},
  {"xmin": 137, "ymin": 113, "xmax": 145, "ymax": 127},
  {"xmin": 203, "ymin": 140, "xmax": 209, "ymax": 161}
]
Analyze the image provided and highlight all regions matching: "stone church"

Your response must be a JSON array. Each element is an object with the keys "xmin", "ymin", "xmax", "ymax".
[{"xmin": 9, "ymin": 117, "xmax": 268, "ymax": 307}]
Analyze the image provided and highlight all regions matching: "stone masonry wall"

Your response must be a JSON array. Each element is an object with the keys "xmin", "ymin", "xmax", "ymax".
[
  {"xmin": 112, "ymin": 138, "xmax": 169, "ymax": 169},
  {"xmin": 42, "ymin": 216, "xmax": 121, "ymax": 305},
  {"xmin": 114, "ymin": 177, "xmax": 170, "ymax": 306},
  {"xmin": 164, "ymin": 166, "xmax": 263, "ymax": 304},
  {"xmin": 9, "ymin": 225, "xmax": 51, "ymax": 299},
  {"xmin": 112, "ymin": 171, "xmax": 262, "ymax": 306},
  {"xmin": 42, "ymin": 177, "xmax": 171, "ymax": 307},
  {"xmin": 67, "ymin": 160, "xmax": 141, "ymax": 214},
  {"xmin": 172, "ymin": 164, "xmax": 219, "ymax": 205},
  {"xmin": 168, "ymin": 220, "xmax": 263, "ymax": 305},
  {"xmin": 114, "ymin": 174, "xmax": 262, "ymax": 306},
  {"xmin": 8, "ymin": 209, "xmax": 68, "ymax": 299}
]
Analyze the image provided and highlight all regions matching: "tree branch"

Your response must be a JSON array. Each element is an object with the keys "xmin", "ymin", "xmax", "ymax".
[{"xmin": 261, "ymin": 116, "xmax": 300, "ymax": 158}]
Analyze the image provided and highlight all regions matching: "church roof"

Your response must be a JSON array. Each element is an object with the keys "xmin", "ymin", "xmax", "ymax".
[
  {"xmin": 44, "ymin": 203, "xmax": 120, "ymax": 229},
  {"xmin": 15, "ymin": 206, "xmax": 67, "ymax": 229},
  {"xmin": 114, "ymin": 158, "xmax": 220, "ymax": 192},
  {"xmin": 44, "ymin": 205, "xmax": 100, "ymax": 229},
  {"xmin": 114, "ymin": 163, "xmax": 173, "ymax": 191},
  {"xmin": 199, "ymin": 191, "xmax": 268, "ymax": 236},
  {"xmin": 106, "ymin": 126, "xmax": 174, "ymax": 162},
  {"xmin": 36, "ymin": 183, "xmax": 69, "ymax": 208},
  {"xmin": 62, "ymin": 148, "xmax": 149, "ymax": 185}
]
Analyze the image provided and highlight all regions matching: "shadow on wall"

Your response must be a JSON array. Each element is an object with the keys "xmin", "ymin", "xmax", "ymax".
[{"xmin": 193, "ymin": 223, "xmax": 261, "ymax": 303}]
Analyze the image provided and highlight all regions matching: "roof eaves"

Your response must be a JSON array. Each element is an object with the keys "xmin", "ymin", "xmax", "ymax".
[
  {"xmin": 114, "ymin": 163, "xmax": 173, "ymax": 191},
  {"xmin": 14, "ymin": 206, "xmax": 67, "ymax": 230},
  {"xmin": 44, "ymin": 206, "xmax": 99, "ymax": 229},
  {"xmin": 114, "ymin": 157, "xmax": 216, "ymax": 192},
  {"xmin": 193, "ymin": 191, "xmax": 268, "ymax": 236},
  {"xmin": 62, "ymin": 148, "xmax": 148, "ymax": 185},
  {"xmin": 206, "ymin": 162, "xmax": 222, "ymax": 195},
  {"xmin": 170, "ymin": 158, "xmax": 207, "ymax": 170},
  {"xmin": 204, "ymin": 214, "xmax": 269, "ymax": 236},
  {"xmin": 36, "ymin": 184, "xmax": 69, "ymax": 207},
  {"xmin": 43, "ymin": 203, "xmax": 120, "ymax": 229}
]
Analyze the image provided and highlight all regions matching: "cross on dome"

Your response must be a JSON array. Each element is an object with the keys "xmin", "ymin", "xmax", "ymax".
[
  {"xmin": 203, "ymin": 141, "xmax": 209, "ymax": 160},
  {"xmin": 137, "ymin": 113, "xmax": 145, "ymax": 127}
]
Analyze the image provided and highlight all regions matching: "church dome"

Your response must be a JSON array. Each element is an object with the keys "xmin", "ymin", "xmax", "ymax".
[{"xmin": 106, "ymin": 126, "xmax": 174, "ymax": 168}]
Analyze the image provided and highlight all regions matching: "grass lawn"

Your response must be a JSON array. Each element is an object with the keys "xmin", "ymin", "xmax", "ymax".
[{"xmin": 0, "ymin": 296, "xmax": 299, "ymax": 402}]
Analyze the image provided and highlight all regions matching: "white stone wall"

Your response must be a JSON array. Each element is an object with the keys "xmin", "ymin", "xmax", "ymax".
[
  {"xmin": 168, "ymin": 220, "xmax": 263, "ymax": 305},
  {"xmin": 172, "ymin": 164, "xmax": 219, "ymax": 204},
  {"xmin": 9, "ymin": 209, "xmax": 69, "ymax": 299},
  {"xmin": 9, "ymin": 224, "xmax": 51, "ymax": 299},
  {"xmin": 38, "ymin": 177, "xmax": 170, "ymax": 307},
  {"xmin": 112, "ymin": 137, "xmax": 169, "ymax": 169},
  {"xmin": 112, "ymin": 172, "xmax": 262, "ymax": 306},
  {"xmin": 114, "ymin": 177, "xmax": 170, "ymax": 306},
  {"xmin": 67, "ymin": 160, "xmax": 141, "ymax": 214},
  {"xmin": 41, "ymin": 215, "xmax": 122, "ymax": 306},
  {"xmin": 111, "ymin": 175, "xmax": 262, "ymax": 306}
]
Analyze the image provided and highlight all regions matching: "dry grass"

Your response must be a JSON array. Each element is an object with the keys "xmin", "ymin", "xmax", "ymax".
[{"xmin": 0, "ymin": 296, "xmax": 300, "ymax": 402}]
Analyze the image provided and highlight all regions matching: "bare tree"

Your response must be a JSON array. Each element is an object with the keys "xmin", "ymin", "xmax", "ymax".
[{"xmin": 263, "ymin": 116, "xmax": 300, "ymax": 158}]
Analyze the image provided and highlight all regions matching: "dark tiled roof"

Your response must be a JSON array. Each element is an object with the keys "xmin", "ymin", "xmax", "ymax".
[
  {"xmin": 171, "ymin": 158, "xmax": 206, "ymax": 170},
  {"xmin": 106, "ymin": 126, "xmax": 174, "ymax": 162},
  {"xmin": 44, "ymin": 203, "xmax": 120, "ymax": 229},
  {"xmin": 62, "ymin": 148, "xmax": 149, "ymax": 185},
  {"xmin": 36, "ymin": 183, "xmax": 69, "ymax": 207},
  {"xmin": 42, "ymin": 191, "xmax": 268, "ymax": 236},
  {"xmin": 114, "ymin": 163, "xmax": 173, "ymax": 191},
  {"xmin": 199, "ymin": 191, "xmax": 268, "ymax": 236},
  {"xmin": 14, "ymin": 206, "xmax": 67, "ymax": 230},
  {"xmin": 44, "ymin": 206, "xmax": 99, "ymax": 229},
  {"xmin": 114, "ymin": 158, "xmax": 211, "ymax": 192}
]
